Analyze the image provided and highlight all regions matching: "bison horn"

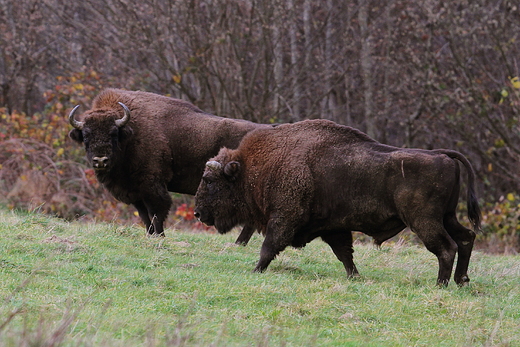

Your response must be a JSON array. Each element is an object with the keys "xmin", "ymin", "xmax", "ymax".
[
  {"xmin": 206, "ymin": 161, "xmax": 222, "ymax": 171},
  {"xmin": 115, "ymin": 102, "xmax": 131, "ymax": 127},
  {"xmin": 68, "ymin": 105, "xmax": 84, "ymax": 130}
]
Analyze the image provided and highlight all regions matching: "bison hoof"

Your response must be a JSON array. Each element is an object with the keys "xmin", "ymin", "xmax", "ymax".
[
  {"xmin": 435, "ymin": 277, "xmax": 450, "ymax": 287},
  {"xmin": 147, "ymin": 232, "xmax": 165, "ymax": 238},
  {"xmin": 456, "ymin": 275, "xmax": 470, "ymax": 287}
]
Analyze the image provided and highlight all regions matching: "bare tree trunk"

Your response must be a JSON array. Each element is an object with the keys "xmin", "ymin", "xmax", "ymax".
[
  {"xmin": 303, "ymin": 0, "xmax": 312, "ymax": 118},
  {"xmin": 0, "ymin": 52, "xmax": 11, "ymax": 112},
  {"xmin": 344, "ymin": 74, "xmax": 352, "ymax": 126},
  {"xmin": 0, "ymin": 0, "xmax": 16, "ymax": 113},
  {"xmin": 322, "ymin": 0, "xmax": 334, "ymax": 120},
  {"xmin": 272, "ymin": 3, "xmax": 284, "ymax": 116},
  {"xmin": 288, "ymin": 0, "xmax": 300, "ymax": 122},
  {"xmin": 358, "ymin": 0, "xmax": 376, "ymax": 138},
  {"xmin": 303, "ymin": 0, "xmax": 311, "ymax": 70},
  {"xmin": 380, "ymin": 0, "xmax": 394, "ymax": 144}
]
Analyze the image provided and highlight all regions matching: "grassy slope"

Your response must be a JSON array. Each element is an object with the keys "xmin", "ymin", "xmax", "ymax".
[{"xmin": 0, "ymin": 209, "xmax": 519, "ymax": 346}]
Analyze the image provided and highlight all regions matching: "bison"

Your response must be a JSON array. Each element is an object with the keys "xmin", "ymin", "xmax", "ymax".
[
  {"xmin": 68, "ymin": 88, "xmax": 271, "ymax": 238},
  {"xmin": 194, "ymin": 119, "xmax": 481, "ymax": 286}
]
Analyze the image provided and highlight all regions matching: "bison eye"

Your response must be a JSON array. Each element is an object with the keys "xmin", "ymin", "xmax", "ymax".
[{"xmin": 202, "ymin": 176, "xmax": 212, "ymax": 184}]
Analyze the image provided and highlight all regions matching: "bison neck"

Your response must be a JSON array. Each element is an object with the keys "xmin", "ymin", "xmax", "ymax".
[{"xmin": 95, "ymin": 167, "xmax": 137, "ymax": 204}]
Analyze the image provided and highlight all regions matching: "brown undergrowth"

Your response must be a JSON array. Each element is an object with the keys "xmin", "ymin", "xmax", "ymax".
[
  {"xmin": 0, "ymin": 137, "xmax": 210, "ymax": 232},
  {"xmin": 1, "ymin": 136, "xmax": 518, "ymax": 253},
  {"xmin": 0, "ymin": 71, "xmax": 516, "ymax": 251}
]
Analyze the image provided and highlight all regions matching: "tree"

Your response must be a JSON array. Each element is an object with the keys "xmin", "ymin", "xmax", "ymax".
[{"xmin": 2, "ymin": 0, "xmax": 520, "ymax": 201}]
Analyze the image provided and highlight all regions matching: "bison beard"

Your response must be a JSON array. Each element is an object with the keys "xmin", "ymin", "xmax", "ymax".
[
  {"xmin": 194, "ymin": 119, "xmax": 481, "ymax": 287},
  {"xmin": 68, "ymin": 88, "xmax": 270, "ymax": 239}
]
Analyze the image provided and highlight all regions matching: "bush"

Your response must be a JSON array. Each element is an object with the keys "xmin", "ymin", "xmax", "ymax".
[
  {"xmin": 479, "ymin": 194, "xmax": 520, "ymax": 254},
  {"xmin": 1, "ymin": 70, "xmax": 517, "ymax": 246},
  {"xmin": 0, "ymin": 71, "xmax": 210, "ymax": 231},
  {"xmin": 1, "ymin": 71, "xmax": 122, "ymax": 221}
]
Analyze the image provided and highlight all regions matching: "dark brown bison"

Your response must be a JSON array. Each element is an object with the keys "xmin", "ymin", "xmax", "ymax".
[
  {"xmin": 194, "ymin": 119, "xmax": 481, "ymax": 286},
  {"xmin": 68, "ymin": 88, "xmax": 271, "ymax": 238}
]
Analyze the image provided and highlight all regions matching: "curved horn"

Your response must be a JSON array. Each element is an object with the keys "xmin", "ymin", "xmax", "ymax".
[
  {"xmin": 115, "ymin": 102, "xmax": 131, "ymax": 127},
  {"xmin": 205, "ymin": 160, "xmax": 222, "ymax": 171},
  {"xmin": 68, "ymin": 105, "xmax": 84, "ymax": 130}
]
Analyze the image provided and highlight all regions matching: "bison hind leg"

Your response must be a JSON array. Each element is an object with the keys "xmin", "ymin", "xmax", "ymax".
[
  {"xmin": 444, "ymin": 213, "xmax": 476, "ymax": 286},
  {"xmin": 411, "ymin": 218, "xmax": 458, "ymax": 286},
  {"xmin": 321, "ymin": 231, "xmax": 359, "ymax": 278}
]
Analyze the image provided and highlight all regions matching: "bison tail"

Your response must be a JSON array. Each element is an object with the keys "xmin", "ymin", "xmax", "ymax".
[
  {"xmin": 466, "ymin": 181, "xmax": 482, "ymax": 232},
  {"xmin": 435, "ymin": 149, "xmax": 482, "ymax": 232}
]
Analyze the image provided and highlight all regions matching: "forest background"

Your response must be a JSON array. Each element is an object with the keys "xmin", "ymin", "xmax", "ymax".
[{"xmin": 0, "ymin": 0, "xmax": 519, "ymax": 253}]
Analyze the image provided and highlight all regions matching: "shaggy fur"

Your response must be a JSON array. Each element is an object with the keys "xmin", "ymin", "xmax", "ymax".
[
  {"xmin": 69, "ymin": 88, "xmax": 271, "ymax": 237},
  {"xmin": 194, "ymin": 119, "xmax": 481, "ymax": 286}
]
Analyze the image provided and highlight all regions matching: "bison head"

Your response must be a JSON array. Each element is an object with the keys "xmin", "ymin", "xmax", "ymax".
[
  {"xmin": 68, "ymin": 102, "xmax": 133, "ymax": 173},
  {"xmin": 194, "ymin": 157, "xmax": 246, "ymax": 234}
]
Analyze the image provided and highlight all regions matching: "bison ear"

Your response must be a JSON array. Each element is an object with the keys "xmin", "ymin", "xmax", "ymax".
[
  {"xmin": 223, "ymin": 161, "xmax": 240, "ymax": 181},
  {"xmin": 69, "ymin": 129, "xmax": 83, "ymax": 143}
]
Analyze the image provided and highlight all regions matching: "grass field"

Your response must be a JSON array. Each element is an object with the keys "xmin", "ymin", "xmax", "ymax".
[{"xmin": 0, "ymin": 208, "xmax": 519, "ymax": 346}]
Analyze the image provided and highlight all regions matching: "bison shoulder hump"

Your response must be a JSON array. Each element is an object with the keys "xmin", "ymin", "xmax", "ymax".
[{"xmin": 92, "ymin": 88, "xmax": 127, "ymax": 108}]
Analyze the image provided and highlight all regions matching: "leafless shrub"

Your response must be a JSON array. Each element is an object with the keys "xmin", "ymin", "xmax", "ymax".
[{"xmin": 0, "ymin": 138, "xmax": 108, "ymax": 220}]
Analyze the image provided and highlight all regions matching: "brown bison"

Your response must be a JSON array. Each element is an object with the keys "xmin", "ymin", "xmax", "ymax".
[
  {"xmin": 194, "ymin": 119, "xmax": 481, "ymax": 286},
  {"xmin": 69, "ymin": 88, "xmax": 271, "ymax": 238}
]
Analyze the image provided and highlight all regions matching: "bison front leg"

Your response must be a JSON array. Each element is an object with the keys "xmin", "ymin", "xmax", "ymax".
[
  {"xmin": 235, "ymin": 223, "xmax": 256, "ymax": 246},
  {"xmin": 254, "ymin": 219, "xmax": 291, "ymax": 273},
  {"xmin": 134, "ymin": 200, "xmax": 156, "ymax": 235},
  {"xmin": 136, "ymin": 187, "xmax": 173, "ymax": 237},
  {"xmin": 145, "ymin": 200, "xmax": 172, "ymax": 237},
  {"xmin": 321, "ymin": 231, "xmax": 359, "ymax": 278}
]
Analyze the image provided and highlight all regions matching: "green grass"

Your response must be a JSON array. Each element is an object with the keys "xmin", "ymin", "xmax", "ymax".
[{"xmin": 0, "ymin": 208, "xmax": 519, "ymax": 346}]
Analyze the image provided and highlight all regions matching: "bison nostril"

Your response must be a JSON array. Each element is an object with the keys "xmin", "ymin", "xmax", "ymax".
[
  {"xmin": 93, "ymin": 156, "xmax": 109, "ymax": 168},
  {"xmin": 194, "ymin": 211, "xmax": 201, "ymax": 219}
]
